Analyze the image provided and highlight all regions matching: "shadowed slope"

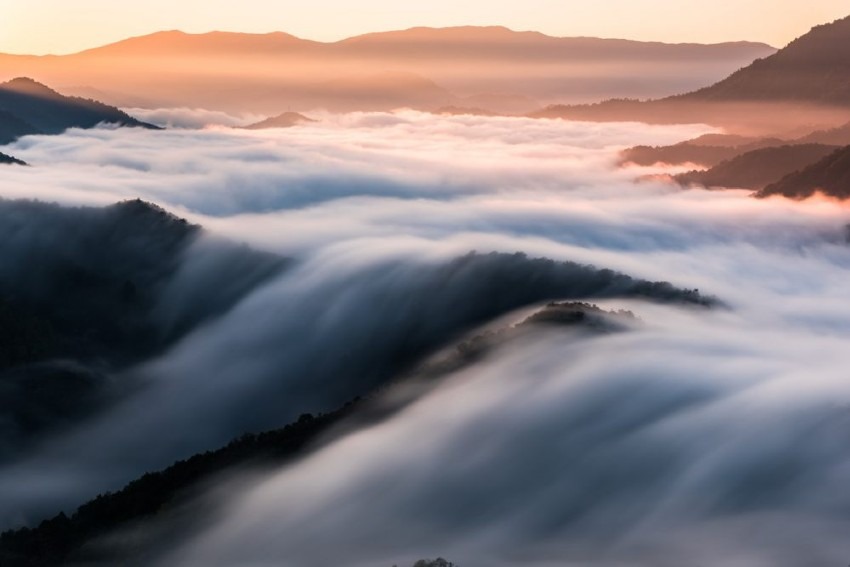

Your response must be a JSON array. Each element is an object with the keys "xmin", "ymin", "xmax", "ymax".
[
  {"xmin": 678, "ymin": 16, "xmax": 850, "ymax": 105},
  {"xmin": 0, "ymin": 199, "xmax": 287, "ymax": 461},
  {"xmin": 0, "ymin": 78, "xmax": 158, "ymax": 147},
  {"xmin": 757, "ymin": 145, "xmax": 850, "ymax": 200},
  {"xmin": 0, "ymin": 303, "xmax": 650, "ymax": 567},
  {"xmin": 533, "ymin": 15, "xmax": 850, "ymax": 135},
  {"xmin": 622, "ymin": 136, "xmax": 784, "ymax": 167},
  {"xmin": 0, "ymin": 77, "xmax": 157, "ymax": 136},
  {"xmin": 675, "ymin": 144, "xmax": 840, "ymax": 190},
  {"xmin": 0, "ymin": 151, "xmax": 25, "ymax": 165}
]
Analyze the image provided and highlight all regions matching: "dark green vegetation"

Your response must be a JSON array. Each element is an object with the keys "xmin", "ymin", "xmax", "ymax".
[
  {"xmin": 757, "ymin": 145, "xmax": 850, "ymax": 200},
  {"xmin": 0, "ymin": 303, "xmax": 642, "ymax": 566},
  {"xmin": 675, "ymin": 144, "xmax": 840, "ymax": 190},
  {"xmin": 0, "ymin": 77, "xmax": 157, "ymax": 145}
]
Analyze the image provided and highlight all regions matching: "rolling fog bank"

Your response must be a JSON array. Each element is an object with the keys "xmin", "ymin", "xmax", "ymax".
[{"xmin": 1, "ymin": 112, "xmax": 849, "ymax": 565}]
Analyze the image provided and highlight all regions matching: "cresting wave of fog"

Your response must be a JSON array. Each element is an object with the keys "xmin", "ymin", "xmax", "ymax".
[{"xmin": 2, "ymin": 111, "xmax": 850, "ymax": 565}]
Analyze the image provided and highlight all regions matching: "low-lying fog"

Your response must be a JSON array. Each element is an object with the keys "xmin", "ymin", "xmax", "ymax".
[{"xmin": 1, "ymin": 110, "xmax": 849, "ymax": 566}]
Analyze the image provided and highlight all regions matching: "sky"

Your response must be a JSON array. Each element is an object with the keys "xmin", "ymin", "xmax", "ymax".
[{"xmin": 0, "ymin": 0, "xmax": 848, "ymax": 55}]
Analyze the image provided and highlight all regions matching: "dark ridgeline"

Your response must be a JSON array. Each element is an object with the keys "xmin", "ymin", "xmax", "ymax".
[
  {"xmin": 622, "ymin": 135, "xmax": 785, "ymax": 168},
  {"xmin": 0, "ymin": 77, "xmax": 158, "ymax": 145},
  {"xmin": 533, "ymin": 15, "xmax": 850, "ymax": 132},
  {"xmin": 0, "ymin": 199, "xmax": 287, "ymax": 462},
  {"xmin": 0, "ymin": 194, "xmax": 717, "ymax": 565},
  {"xmin": 242, "ymin": 111, "xmax": 315, "ymax": 129},
  {"xmin": 0, "ymin": 109, "xmax": 36, "ymax": 145},
  {"xmin": 0, "ymin": 151, "xmax": 26, "ymax": 165},
  {"xmin": 622, "ymin": 122, "xmax": 850, "ymax": 169},
  {"xmin": 0, "ymin": 27, "xmax": 776, "ymax": 114},
  {"xmin": 0, "ymin": 303, "xmax": 653, "ymax": 567},
  {"xmin": 620, "ymin": 116, "xmax": 850, "ymax": 198},
  {"xmin": 677, "ymin": 16, "xmax": 850, "ymax": 105},
  {"xmin": 608, "ymin": 27, "xmax": 850, "ymax": 199},
  {"xmin": 796, "ymin": 121, "xmax": 850, "ymax": 145},
  {"xmin": 674, "ymin": 144, "xmax": 841, "ymax": 190},
  {"xmin": 757, "ymin": 145, "xmax": 850, "ymax": 199}
]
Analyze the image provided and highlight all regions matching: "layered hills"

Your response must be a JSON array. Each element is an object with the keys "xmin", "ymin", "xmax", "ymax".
[
  {"xmin": 0, "ymin": 28, "xmax": 775, "ymax": 114},
  {"xmin": 757, "ymin": 145, "xmax": 850, "ymax": 199},
  {"xmin": 536, "ymin": 16, "xmax": 850, "ymax": 135},
  {"xmin": 0, "ymin": 197, "xmax": 714, "ymax": 551},
  {"xmin": 675, "ymin": 144, "xmax": 841, "ymax": 190},
  {"xmin": 0, "ymin": 300, "xmax": 690, "ymax": 567}
]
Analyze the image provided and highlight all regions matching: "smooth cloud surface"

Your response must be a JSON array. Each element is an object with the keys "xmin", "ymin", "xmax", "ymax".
[{"xmin": 1, "ymin": 112, "xmax": 850, "ymax": 565}]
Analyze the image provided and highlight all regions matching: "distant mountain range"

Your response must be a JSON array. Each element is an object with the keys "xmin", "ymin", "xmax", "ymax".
[
  {"xmin": 535, "ymin": 16, "xmax": 850, "ymax": 135},
  {"xmin": 243, "ymin": 111, "xmax": 315, "ymax": 129},
  {"xmin": 0, "ymin": 27, "xmax": 776, "ymax": 114}
]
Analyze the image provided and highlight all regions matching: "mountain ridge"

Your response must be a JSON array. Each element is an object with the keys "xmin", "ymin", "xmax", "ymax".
[
  {"xmin": 0, "ymin": 28, "xmax": 776, "ymax": 114},
  {"xmin": 47, "ymin": 27, "xmax": 776, "ymax": 56},
  {"xmin": 757, "ymin": 145, "xmax": 850, "ymax": 200},
  {"xmin": 534, "ymin": 15, "xmax": 850, "ymax": 134},
  {"xmin": 0, "ymin": 77, "xmax": 157, "ymax": 144}
]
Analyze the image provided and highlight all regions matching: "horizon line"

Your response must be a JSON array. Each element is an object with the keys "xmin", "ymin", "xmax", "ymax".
[{"xmin": 0, "ymin": 24, "xmax": 782, "ymax": 58}]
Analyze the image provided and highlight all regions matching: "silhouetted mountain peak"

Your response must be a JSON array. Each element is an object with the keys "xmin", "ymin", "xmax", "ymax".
[
  {"xmin": 107, "ymin": 198, "xmax": 199, "ymax": 233},
  {"xmin": 244, "ymin": 112, "xmax": 316, "ymax": 130},
  {"xmin": 0, "ymin": 77, "xmax": 157, "ymax": 140},
  {"xmin": 781, "ymin": 15, "xmax": 850, "ymax": 56},
  {"xmin": 679, "ymin": 13, "xmax": 850, "ymax": 105},
  {"xmin": 0, "ymin": 77, "xmax": 60, "ymax": 98},
  {"xmin": 0, "ymin": 152, "xmax": 26, "ymax": 166}
]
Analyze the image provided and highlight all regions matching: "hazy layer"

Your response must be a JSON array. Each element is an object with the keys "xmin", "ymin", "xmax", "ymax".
[
  {"xmin": 1, "ymin": 113, "xmax": 849, "ymax": 565},
  {"xmin": 0, "ymin": 30, "xmax": 776, "ymax": 113}
]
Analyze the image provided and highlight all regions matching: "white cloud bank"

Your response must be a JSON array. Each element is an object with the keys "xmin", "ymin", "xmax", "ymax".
[{"xmin": 1, "ymin": 111, "xmax": 850, "ymax": 565}]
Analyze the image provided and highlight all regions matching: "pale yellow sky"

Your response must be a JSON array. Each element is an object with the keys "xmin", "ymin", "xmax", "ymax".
[{"xmin": 1, "ymin": 0, "xmax": 848, "ymax": 55}]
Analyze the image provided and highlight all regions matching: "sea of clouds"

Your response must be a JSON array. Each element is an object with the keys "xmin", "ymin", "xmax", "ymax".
[{"xmin": 1, "ymin": 110, "xmax": 850, "ymax": 565}]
